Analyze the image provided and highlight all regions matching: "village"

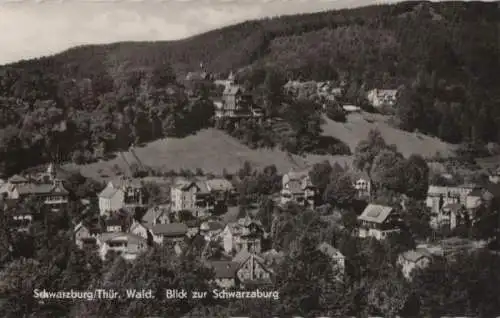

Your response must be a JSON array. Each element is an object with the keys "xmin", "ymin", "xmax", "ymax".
[
  {"xmin": 0, "ymin": 65, "xmax": 498, "ymax": 317},
  {"xmin": 0, "ymin": 129, "xmax": 497, "ymax": 290}
]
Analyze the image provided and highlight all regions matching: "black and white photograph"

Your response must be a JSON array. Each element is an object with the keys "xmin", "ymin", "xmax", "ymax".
[{"xmin": 0, "ymin": 0, "xmax": 499, "ymax": 317}]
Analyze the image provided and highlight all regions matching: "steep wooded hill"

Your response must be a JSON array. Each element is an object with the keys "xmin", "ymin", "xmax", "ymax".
[{"xmin": 0, "ymin": 1, "xmax": 498, "ymax": 176}]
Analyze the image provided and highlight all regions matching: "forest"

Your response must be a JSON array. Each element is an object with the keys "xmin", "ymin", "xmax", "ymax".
[{"xmin": 0, "ymin": 1, "xmax": 499, "ymax": 176}]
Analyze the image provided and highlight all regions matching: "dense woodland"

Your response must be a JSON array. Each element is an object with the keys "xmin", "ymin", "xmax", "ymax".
[{"xmin": 1, "ymin": 1, "xmax": 500, "ymax": 175}]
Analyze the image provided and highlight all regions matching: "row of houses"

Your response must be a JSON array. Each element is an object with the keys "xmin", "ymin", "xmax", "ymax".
[{"xmin": 283, "ymin": 79, "xmax": 398, "ymax": 109}]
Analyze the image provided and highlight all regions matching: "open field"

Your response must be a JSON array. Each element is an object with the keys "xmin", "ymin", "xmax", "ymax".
[
  {"xmin": 65, "ymin": 128, "xmax": 352, "ymax": 181},
  {"xmin": 321, "ymin": 112, "xmax": 455, "ymax": 158},
  {"xmin": 65, "ymin": 113, "xmax": 454, "ymax": 182}
]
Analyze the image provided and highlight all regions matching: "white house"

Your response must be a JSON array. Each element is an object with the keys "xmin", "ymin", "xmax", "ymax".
[
  {"xmin": 170, "ymin": 179, "xmax": 213, "ymax": 216},
  {"xmin": 357, "ymin": 204, "xmax": 400, "ymax": 240},
  {"xmin": 232, "ymin": 250, "xmax": 273, "ymax": 286},
  {"xmin": 350, "ymin": 170, "xmax": 371, "ymax": 199},
  {"xmin": 366, "ymin": 89, "xmax": 398, "ymax": 108},
  {"xmin": 222, "ymin": 216, "xmax": 264, "ymax": 254},
  {"xmin": 98, "ymin": 178, "xmax": 144, "ymax": 216},
  {"xmin": 97, "ymin": 232, "xmax": 148, "ymax": 261},
  {"xmin": 398, "ymin": 249, "xmax": 432, "ymax": 281},
  {"xmin": 74, "ymin": 222, "xmax": 101, "ymax": 249},
  {"xmin": 280, "ymin": 169, "xmax": 315, "ymax": 207},
  {"xmin": 426, "ymin": 184, "xmax": 478, "ymax": 215},
  {"xmin": 129, "ymin": 220, "xmax": 151, "ymax": 241}
]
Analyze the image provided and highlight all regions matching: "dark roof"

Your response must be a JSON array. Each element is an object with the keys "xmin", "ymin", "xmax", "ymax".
[
  {"xmin": 442, "ymin": 203, "xmax": 464, "ymax": 213},
  {"xmin": 105, "ymin": 218, "xmax": 122, "ymax": 227},
  {"xmin": 152, "ymin": 223, "xmax": 188, "ymax": 236},
  {"xmin": 15, "ymin": 183, "xmax": 69, "ymax": 196},
  {"xmin": 206, "ymin": 261, "xmax": 239, "ymax": 279}
]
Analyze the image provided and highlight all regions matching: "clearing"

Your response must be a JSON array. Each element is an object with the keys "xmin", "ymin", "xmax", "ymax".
[
  {"xmin": 321, "ymin": 112, "xmax": 455, "ymax": 158},
  {"xmin": 65, "ymin": 113, "xmax": 453, "ymax": 182}
]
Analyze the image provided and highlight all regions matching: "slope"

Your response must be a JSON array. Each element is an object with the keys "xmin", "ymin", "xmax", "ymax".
[
  {"xmin": 321, "ymin": 112, "xmax": 454, "ymax": 158},
  {"xmin": 64, "ymin": 129, "xmax": 353, "ymax": 181}
]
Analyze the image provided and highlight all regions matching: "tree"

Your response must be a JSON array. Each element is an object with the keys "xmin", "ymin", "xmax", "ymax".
[
  {"xmin": 353, "ymin": 129, "xmax": 393, "ymax": 175},
  {"xmin": 404, "ymin": 154, "xmax": 430, "ymax": 200},
  {"xmin": 367, "ymin": 271, "xmax": 411, "ymax": 317},
  {"xmin": 370, "ymin": 149, "xmax": 406, "ymax": 193},
  {"xmin": 323, "ymin": 173, "xmax": 357, "ymax": 208},
  {"xmin": 262, "ymin": 68, "xmax": 286, "ymax": 117},
  {"xmin": 309, "ymin": 160, "xmax": 333, "ymax": 196}
]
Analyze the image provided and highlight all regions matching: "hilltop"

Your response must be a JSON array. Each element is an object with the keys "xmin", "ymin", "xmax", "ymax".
[{"xmin": 0, "ymin": 1, "xmax": 498, "ymax": 176}]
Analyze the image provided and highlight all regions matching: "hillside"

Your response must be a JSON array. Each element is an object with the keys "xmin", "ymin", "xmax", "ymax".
[
  {"xmin": 65, "ymin": 111, "xmax": 452, "ymax": 182},
  {"xmin": 321, "ymin": 112, "xmax": 455, "ymax": 157},
  {"xmin": 1, "ymin": 1, "xmax": 499, "ymax": 176},
  {"xmin": 64, "ymin": 128, "xmax": 354, "ymax": 181}
]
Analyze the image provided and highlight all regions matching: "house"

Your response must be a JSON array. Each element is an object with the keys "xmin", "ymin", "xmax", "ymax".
[
  {"xmin": 222, "ymin": 216, "xmax": 264, "ymax": 254},
  {"xmin": 426, "ymin": 184, "xmax": 479, "ymax": 215},
  {"xmin": 357, "ymin": 204, "xmax": 401, "ymax": 240},
  {"xmin": 150, "ymin": 223, "xmax": 188, "ymax": 245},
  {"xmin": 205, "ymin": 260, "xmax": 239, "ymax": 288},
  {"xmin": 205, "ymin": 178, "xmax": 235, "ymax": 202},
  {"xmin": 366, "ymin": 89, "xmax": 398, "ymax": 108},
  {"xmin": 170, "ymin": 179, "xmax": 213, "ymax": 217},
  {"xmin": 97, "ymin": 232, "xmax": 148, "ymax": 261},
  {"xmin": 142, "ymin": 204, "xmax": 171, "ymax": 228},
  {"xmin": 466, "ymin": 188, "xmax": 493, "ymax": 211},
  {"xmin": 199, "ymin": 220, "xmax": 224, "ymax": 241},
  {"xmin": 280, "ymin": 169, "xmax": 315, "ymax": 207},
  {"xmin": 488, "ymin": 166, "xmax": 500, "ymax": 184},
  {"xmin": 215, "ymin": 84, "xmax": 261, "ymax": 119},
  {"xmin": 1, "ymin": 165, "xmax": 70, "ymax": 210},
  {"xmin": 432, "ymin": 203, "xmax": 467, "ymax": 230},
  {"xmin": 397, "ymin": 248, "xmax": 432, "ymax": 281},
  {"xmin": 232, "ymin": 250, "xmax": 273, "ymax": 286},
  {"xmin": 185, "ymin": 219, "xmax": 201, "ymax": 238},
  {"xmin": 129, "ymin": 220, "xmax": 151, "ymax": 241},
  {"xmin": 213, "ymin": 71, "xmax": 235, "ymax": 88},
  {"xmin": 342, "ymin": 105, "xmax": 361, "ymax": 113},
  {"xmin": 6, "ymin": 199, "xmax": 31, "ymax": 232},
  {"xmin": 350, "ymin": 170, "xmax": 372, "ymax": 199},
  {"xmin": 317, "ymin": 242, "xmax": 345, "ymax": 278},
  {"xmin": 74, "ymin": 222, "xmax": 101, "ymax": 249},
  {"xmin": 98, "ymin": 178, "xmax": 145, "ymax": 216},
  {"xmin": 104, "ymin": 218, "xmax": 123, "ymax": 233}
]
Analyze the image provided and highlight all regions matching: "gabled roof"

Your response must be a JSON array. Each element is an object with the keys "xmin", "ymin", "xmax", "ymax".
[
  {"xmin": 100, "ymin": 232, "xmax": 147, "ymax": 245},
  {"xmin": 195, "ymin": 180, "xmax": 210, "ymax": 194},
  {"xmin": 205, "ymin": 178, "xmax": 234, "ymax": 192},
  {"xmin": 200, "ymin": 220, "xmax": 224, "ymax": 232},
  {"xmin": 105, "ymin": 218, "xmax": 122, "ymax": 227},
  {"xmin": 223, "ymin": 85, "xmax": 242, "ymax": 95},
  {"xmin": 400, "ymin": 249, "xmax": 432, "ymax": 263},
  {"xmin": 98, "ymin": 186, "xmax": 122, "ymax": 199},
  {"xmin": 152, "ymin": 223, "xmax": 188, "ymax": 236},
  {"xmin": 14, "ymin": 183, "xmax": 68, "ymax": 196},
  {"xmin": 206, "ymin": 261, "xmax": 239, "ymax": 279},
  {"xmin": 172, "ymin": 178, "xmax": 198, "ymax": 191},
  {"xmin": 8, "ymin": 175, "xmax": 27, "ymax": 183},
  {"xmin": 358, "ymin": 204, "xmax": 393, "ymax": 224},
  {"xmin": 232, "ymin": 249, "xmax": 265, "ymax": 265},
  {"xmin": 350, "ymin": 170, "xmax": 370, "ymax": 181},
  {"xmin": 109, "ymin": 178, "xmax": 142, "ymax": 190},
  {"xmin": 142, "ymin": 204, "xmax": 170, "ymax": 226},
  {"xmin": 442, "ymin": 203, "xmax": 464, "ymax": 213}
]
